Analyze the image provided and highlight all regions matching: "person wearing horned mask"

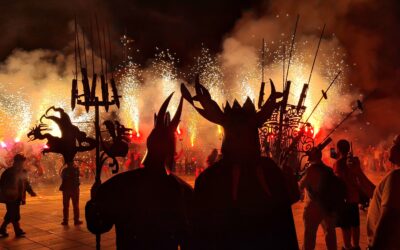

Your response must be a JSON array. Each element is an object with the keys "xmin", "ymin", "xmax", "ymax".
[
  {"xmin": 86, "ymin": 94, "xmax": 193, "ymax": 250},
  {"xmin": 367, "ymin": 135, "xmax": 400, "ymax": 250},
  {"xmin": 182, "ymin": 78, "xmax": 299, "ymax": 250}
]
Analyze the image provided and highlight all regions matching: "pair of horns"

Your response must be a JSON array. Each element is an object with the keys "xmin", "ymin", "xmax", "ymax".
[
  {"xmin": 154, "ymin": 93, "xmax": 183, "ymax": 130},
  {"xmin": 181, "ymin": 76, "xmax": 281, "ymax": 127}
]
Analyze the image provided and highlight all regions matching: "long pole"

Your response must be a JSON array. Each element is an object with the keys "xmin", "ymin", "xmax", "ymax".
[
  {"xmin": 284, "ymin": 14, "xmax": 300, "ymax": 87},
  {"xmin": 94, "ymin": 97, "xmax": 101, "ymax": 250},
  {"xmin": 90, "ymin": 20, "xmax": 95, "ymax": 76},
  {"xmin": 282, "ymin": 45, "xmax": 285, "ymax": 91},
  {"xmin": 322, "ymin": 107, "xmax": 357, "ymax": 141},
  {"xmin": 82, "ymin": 27, "xmax": 88, "ymax": 69},
  {"xmin": 102, "ymin": 25, "xmax": 108, "ymax": 82},
  {"xmin": 74, "ymin": 16, "xmax": 78, "ymax": 80},
  {"xmin": 306, "ymin": 24, "xmax": 325, "ymax": 86},
  {"xmin": 95, "ymin": 15, "xmax": 104, "ymax": 75},
  {"xmin": 261, "ymin": 38, "xmax": 265, "ymax": 83},
  {"xmin": 75, "ymin": 16, "xmax": 83, "ymax": 70},
  {"xmin": 107, "ymin": 25, "xmax": 113, "ymax": 78},
  {"xmin": 305, "ymin": 70, "xmax": 341, "ymax": 123}
]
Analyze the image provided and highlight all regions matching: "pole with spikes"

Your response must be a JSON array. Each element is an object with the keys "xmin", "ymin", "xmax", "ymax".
[
  {"xmin": 284, "ymin": 14, "xmax": 299, "ymax": 88},
  {"xmin": 258, "ymin": 38, "xmax": 266, "ymax": 109}
]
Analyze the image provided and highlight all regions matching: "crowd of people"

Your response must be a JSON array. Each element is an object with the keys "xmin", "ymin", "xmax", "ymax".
[{"xmin": 0, "ymin": 86, "xmax": 400, "ymax": 250}]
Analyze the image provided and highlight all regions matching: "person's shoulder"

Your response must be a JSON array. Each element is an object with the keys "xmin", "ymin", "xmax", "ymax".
[
  {"xmin": 169, "ymin": 174, "xmax": 194, "ymax": 193},
  {"xmin": 100, "ymin": 168, "xmax": 143, "ymax": 188},
  {"xmin": 0, "ymin": 167, "xmax": 12, "ymax": 178},
  {"xmin": 382, "ymin": 169, "xmax": 400, "ymax": 187},
  {"xmin": 195, "ymin": 160, "xmax": 224, "ymax": 186}
]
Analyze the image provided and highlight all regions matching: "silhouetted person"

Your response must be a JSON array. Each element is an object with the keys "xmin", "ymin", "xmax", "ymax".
[
  {"xmin": 367, "ymin": 135, "xmax": 400, "ymax": 249},
  {"xmin": 59, "ymin": 162, "xmax": 82, "ymax": 226},
  {"xmin": 182, "ymin": 78, "xmax": 299, "ymax": 249},
  {"xmin": 86, "ymin": 94, "xmax": 193, "ymax": 249},
  {"xmin": 0, "ymin": 154, "xmax": 37, "ymax": 237},
  {"xmin": 299, "ymin": 148, "xmax": 337, "ymax": 250},
  {"xmin": 333, "ymin": 139, "xmax": 361, "ymax": 250}
]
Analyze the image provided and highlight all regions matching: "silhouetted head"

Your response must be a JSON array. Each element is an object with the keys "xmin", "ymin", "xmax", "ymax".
[
  {"xmin": 13, "ymin": 154, "xmax": 26, "ymax": 168},
  {"xmin": 207, "ymin": 148, "xmax": 219, "ymax": 166},
  {"xmin": 307, "ymin": 147, "xmax": 322, "ymax": 163},
  {"xmin": 389, "ymin": 135, "xmax": 400, "ymax": 166},
  {"xmin": 181, "ymin": 77, "xmax": 281, "ymax": 163},
  {"xmin": 142, "ymin": 93, "xmax": 183, "ymax": 172},
  {"xmin": 337, "ymin": 139, "xmax": 350, "ymax": 156}
]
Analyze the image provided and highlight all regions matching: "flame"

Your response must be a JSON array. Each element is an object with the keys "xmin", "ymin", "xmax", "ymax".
[
  {"xmin": 217, "ymin": 125, "xmax": 222, "ymax": 135},
  {"xmin": 190, "ymin": 134, "xmax": 195, "ymax": 147},
  {"xmin": 134, "ymin": 116, "xmax": 140, "ymax": 137},
  {"xmin": 177, "ymin": 124, "xmax": 181, "ymax": 135}
]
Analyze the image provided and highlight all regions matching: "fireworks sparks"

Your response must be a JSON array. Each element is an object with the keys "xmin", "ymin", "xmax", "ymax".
[
  {"xmin": 0, "ymin": 30, "xmax": 349, "ymax": 153},
  {"xmin": 151, "ymin": 48, "xmax": 180, "ymax": 111},
  {"xmin": 0, "ymin": 83, "xmax": 32, "ymax": 141},
  {"xmin": 118, "ymin": 60, "xmax": 142, "ymax": 136},
  {"xmin": 118, "ymin": 35, "xmax": 142, "ymax": 136}
]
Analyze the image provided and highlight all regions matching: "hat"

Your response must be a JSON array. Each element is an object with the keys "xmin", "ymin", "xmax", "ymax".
[{"xmin": 13, "ymin": 154, "xmax": 26, "ymax": 162}]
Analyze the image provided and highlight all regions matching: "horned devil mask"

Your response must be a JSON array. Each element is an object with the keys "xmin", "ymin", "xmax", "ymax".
[
  {"xmin": 142, "ymin": 93, "xmax": 183, "ymax": 170},
  {"xmin": 181, "ymin": 76, "xmax": 282, "ymax": 161}
]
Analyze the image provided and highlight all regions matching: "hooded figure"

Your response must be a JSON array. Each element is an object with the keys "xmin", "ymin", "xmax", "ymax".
[
  {"xmin": 181, "ymin": 77, "xmax": 299, "ymax": 250},
  {"xmin": 85, "ymin": 93, "xmax": 193, "ymax": 250}
]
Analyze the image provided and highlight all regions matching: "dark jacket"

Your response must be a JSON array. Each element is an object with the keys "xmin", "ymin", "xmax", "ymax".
[
  {"xmin": 0, "ymin": 166, "xmax": 35, "ymax": 204},
  {"xmin": 59, "ymin": 167, "xmax": 80, "ymax": 192},
  {"xmin": 86, "ymin": 168, "xmax": 193, "ymax": 250},
  {"xmin": 192, "ymin": 157, "xmax": 299, "ymax": 250}
]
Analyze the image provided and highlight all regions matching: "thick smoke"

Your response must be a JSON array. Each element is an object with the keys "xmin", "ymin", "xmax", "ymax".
[{"xmin": 218, "ymin": 0, "xmax": 400, "ymax": 147}]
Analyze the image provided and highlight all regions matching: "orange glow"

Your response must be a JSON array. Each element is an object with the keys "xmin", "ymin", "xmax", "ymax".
[
  {"xmin": 190, "ymin": 134, "xmax": 195, "ymax": 147},
  {"xmin": 217, "ymin": 125, "xmax": 223, "ymax": 136}
]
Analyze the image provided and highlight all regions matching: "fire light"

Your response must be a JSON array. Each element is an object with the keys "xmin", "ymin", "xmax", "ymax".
[
  {"xmin": 14, "ymin": 137, "xmax": 20, "ymax": 143},
  {"xmin": 43, "ymin": 144, "xmax": 49, "ymax": 149},
  {"xmin": 217, "ymin": 125, "xmax": 223, "ymax": 136},
  {"xmin": 1, "ymin": 141, "xmax": 7, "ymax": 148},
  {"xmin": 190, "ymin": 136, "xmax": 195, "ymax": 147}
]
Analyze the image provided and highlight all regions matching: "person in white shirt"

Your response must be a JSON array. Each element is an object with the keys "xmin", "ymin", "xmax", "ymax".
[{"xmin": 367, "ymin": 135, "xmax": 400, "ymax": 250}]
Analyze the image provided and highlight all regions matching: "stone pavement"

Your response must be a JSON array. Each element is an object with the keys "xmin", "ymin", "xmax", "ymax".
[{"xmin": 0, "ymin": 173, "xmax": 386, "ymax": 250}]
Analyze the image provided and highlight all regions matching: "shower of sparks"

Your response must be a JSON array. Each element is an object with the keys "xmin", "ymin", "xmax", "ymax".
[
  {"xmin": 0, "ymin": 84, "xmax": 32, "ymax": 141},
  {"xmin": 118, "ymin": 64, "xmax": 142, "ymax": 135},
  {"xmin": 188, "ymin": 110, "xmax": 199, "ymax": 147},
  {"xmin": 0, "ymin": 28, "xmax": 349, "ymax": 152},
  {"xmin": 192, "ymin": 47, "xmax": 226, "ymax": 141},
  {"xmin": 152, "ymin": 48, "xmax": 180, "ymax": 112},
  {"xmin": 192, "ymin": 47, "xmax": 225, "ymax": 103},
  {"xmin": 118, "ymin": 35, "xmax": 142, "ymax": 136}
]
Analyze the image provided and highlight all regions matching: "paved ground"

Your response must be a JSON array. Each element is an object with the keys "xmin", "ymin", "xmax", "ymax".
[{"xmin": 0, "ymin": 172, "xmax": 386, "ymax": 250}]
